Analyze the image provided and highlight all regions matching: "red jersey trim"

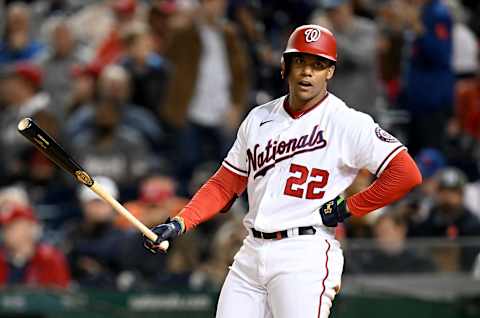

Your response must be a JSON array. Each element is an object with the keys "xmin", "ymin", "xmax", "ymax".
[{"xmin": 283, "ymin": 93, "xmax": 329, "ymax": 119}]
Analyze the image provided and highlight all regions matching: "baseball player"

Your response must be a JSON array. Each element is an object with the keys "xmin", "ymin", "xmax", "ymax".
[{"xmin": 144, "ymin": 24, "xmax": 422, "ymax": 318}]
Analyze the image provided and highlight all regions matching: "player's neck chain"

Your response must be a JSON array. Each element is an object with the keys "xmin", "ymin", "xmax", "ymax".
[{"xmin": 247, "ymin": 124, "xmax": 327, "ymax": 178}]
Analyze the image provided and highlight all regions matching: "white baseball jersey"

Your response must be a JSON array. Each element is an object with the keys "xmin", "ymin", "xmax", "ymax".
[
  {"xmin": 222, "ymin": 92, "xmax": 406, "ymax": 235},
  {"xmin": 217, "ymin": 92, "xmax": 406, "ymax": 318}
]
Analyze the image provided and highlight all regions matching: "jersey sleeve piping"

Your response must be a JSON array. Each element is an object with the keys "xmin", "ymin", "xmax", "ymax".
[
  {"xmin": 374, "ymin": 145, "xmax": 406, "ymax": 177},
  {"xmin": 222, "ymin": 160, "xmax": 248, "ymax": 177}
]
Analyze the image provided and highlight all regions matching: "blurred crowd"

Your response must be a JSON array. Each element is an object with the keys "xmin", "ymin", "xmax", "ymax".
[{"xmin": 0, "ymin": 0, "xmax": 479, "ymax": 291}]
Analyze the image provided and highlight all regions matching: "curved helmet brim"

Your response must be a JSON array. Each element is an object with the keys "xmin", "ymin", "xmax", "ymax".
[{"xmin": 282, "ymin": 49, "xmax": 337, "ymax": 63}]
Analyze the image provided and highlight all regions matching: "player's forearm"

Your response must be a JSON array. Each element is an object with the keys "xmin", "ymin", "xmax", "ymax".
[
  {"xmin": 178, "ymin": 179, "xmax": 234, "ymax": 230},
  {"xmin": 177, "ymin": 166, "xmax": 247, "ymax": 231},
  {"xmin": 346, "ymin": 150, "xmax": 422, "ymax": 216}
]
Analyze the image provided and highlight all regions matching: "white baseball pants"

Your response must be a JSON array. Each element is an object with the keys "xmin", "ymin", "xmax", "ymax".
[{"xmin": 216, "ymin": 233, "xmax": 343, "ymax": 318}]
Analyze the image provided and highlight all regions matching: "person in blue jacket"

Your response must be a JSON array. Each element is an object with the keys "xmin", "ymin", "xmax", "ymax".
[{"xmin": 401, "ymin": 0, "xmax": 453, "ymax": 156}]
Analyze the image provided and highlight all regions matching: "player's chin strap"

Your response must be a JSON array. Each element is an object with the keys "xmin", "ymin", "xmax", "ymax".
[{"xmin": 319, "ymin": 195, "xmax": 351, "ymax": 227}]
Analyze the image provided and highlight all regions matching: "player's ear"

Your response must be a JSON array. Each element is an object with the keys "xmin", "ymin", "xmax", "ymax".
[
  {"xmin": 326, "ymin": 65, "xmax": 335, "ymax": 80},
  {"xmin": 280, "ymin": 57, "xmax": 286, "ymax": 80}
]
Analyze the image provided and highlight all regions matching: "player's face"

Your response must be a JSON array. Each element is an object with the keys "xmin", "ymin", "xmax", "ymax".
[{"xmin": 288, "ymin": 54, "xmax": 334, "ymax": 107}]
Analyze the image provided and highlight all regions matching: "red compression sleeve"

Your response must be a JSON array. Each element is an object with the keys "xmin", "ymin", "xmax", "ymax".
[
  {"xmin": 346, "ymin": 150, "xmax": 422, "ymax": 217},
  {"xmin": 177, "ymin": 166, "xmax": 247, "ymax": 231}
]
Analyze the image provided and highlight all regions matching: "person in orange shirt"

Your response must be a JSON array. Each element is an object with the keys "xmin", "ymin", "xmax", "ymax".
[{"xmin": 117, "ymin": 175, "xmax": 187, "ymax": 229}]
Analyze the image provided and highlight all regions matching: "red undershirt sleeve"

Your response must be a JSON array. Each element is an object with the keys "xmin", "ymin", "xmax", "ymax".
[
  {"xmin": 177, "ymin": 166, "xmax": 248, "ymax": 231},
  {"xmin": 346, "ymin": 150, "xmax": 422, "ymax": 217}
]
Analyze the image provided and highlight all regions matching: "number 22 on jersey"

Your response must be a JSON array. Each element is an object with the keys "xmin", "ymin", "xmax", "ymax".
[{"xmin": 284, "ymin": 164, "xmax": 329, "ymax": 199}]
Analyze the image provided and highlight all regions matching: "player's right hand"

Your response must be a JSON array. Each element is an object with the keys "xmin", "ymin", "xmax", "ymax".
[
  {"xmin": 319, "ymin": 195, "xmax": 351, "ymax": 227},
  {"xmin": 143, "ymin": 218, "xmax": 184, "ymax": 253}
]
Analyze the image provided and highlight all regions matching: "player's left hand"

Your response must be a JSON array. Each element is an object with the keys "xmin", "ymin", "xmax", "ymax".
[
  {"xmin": 143, "ymin": 218, "xmax": 184, "ymax": 253},
  {"xmin": 319, "ymin": 195, "xmax": 351, "ymax": 227}
]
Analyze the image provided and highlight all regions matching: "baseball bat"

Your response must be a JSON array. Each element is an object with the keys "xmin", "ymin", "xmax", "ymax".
[{"xmin": 17, "ymin": 118, "xmax": 169, "ymax": 250}]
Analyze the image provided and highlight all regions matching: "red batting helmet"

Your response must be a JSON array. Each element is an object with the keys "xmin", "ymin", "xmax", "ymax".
[{"xmin": 283, "ymin": 24, "xmax": 337, "ymax": 62}]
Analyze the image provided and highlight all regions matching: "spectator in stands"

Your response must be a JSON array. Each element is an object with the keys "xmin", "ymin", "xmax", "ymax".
[
  {"xmin": 444, "ymin": 2, "xmax": 480, "ymax": 174},
  {"xmin": 194, "ymin": 218, "xmax": 247, "ymax": 288},
  {"xmin": 113, "ymin": 176, "xmax": 183, "ymax": 291},
  {"xmin": 443, "ymin": 114, "xmax": 479, "ymax": 181},
  {"xmin": 147, "ymin": 0, "xmax": 177, "ymax": 55},
  {"xmin": 399, "ymin": 0, "xmax": 454, "ymax": 155},
  {"xmin": 0, "ymin": 62, "xmax": 49, "ymax": 133},
  {"xmin": 40, "ymin": 17, "xmax": 87, "ymax": 120},
  {"xmin": 91, "ymin": 0, "xmax": 141, "ymax": 69},
  {"xmin": 0, "ymin": 63, "xmax": 51, "ymax": 182},
  {"xmin": 117, "ymin": 175, "xmax": 187, "ymax": 230},
  {"xmin": 226, "ymin": 1, "xmax": 281, "ymax": 104},
  {"xmin": 64, "ymin": 176, "xmax": 125, "ymax": 289},
  {"xmin": 66, "ymin": 64, "xmax": 163, "ymax": 151},
  {"xmin": 453, "ymin": 74, "xmax": 480, "ymax": 141},
  {"xmin": 442, "ymin": 0, "xmax": 480, "ymax": 180},
  {"xmin": 351, "ymin": 211, "xmax": 436, "ymax": 274},
  {"xmin": 376, "ymin": 0, "xmax": 407, "ymax": 104},
  {"xmin": 161, "ymin": 0, "xmax": 249, "ymax": 194},
  {"xmin": 119, "ymin": 21, "xmax": 171, "ymax": 121},
  {"xmin": 69, "ymin": 93, "xmax": 153, "ymax": 193},
  {"xmin": 464, "ymin": 177, "xmax": 480, "ymax": 220},
  {"xmin": 0, "ymin": 185, "xmax": 29, "ymax": 209},
  {"xmin": 402, "ymin": 148, "xmax": 446, "ymax": 231},
  {"xmin": 66, "ymin": 63, "xmax": 100, "ymax": 117},
  {"xmin": 0, "ymin": 204, "xmax": 70, "ymax": 288},
  {"xmin": 416, "ymin": 149, "xmax": 446, "ymax": 195},
  {"xmin": 410, "ymin": 167, "xmax": 480, "ymax": 236},
  {"xmin": 314, "ymin": 0, "xmax": 379, "ymax": 116},
  {"xmin": 0, "ymin": 2, "xmax": 46, "ymax": 64},
  {"xmin": 68, "ymin": 1, "xmax": 115, "ymax": 56},
  {"xmin": 474, "ymin": 253, "xmax": 480, "ymax": 279},
  {"xmin": 155, "ymin": 231, "xmax": 203, "ymax": 289},
  {"xmin": 444, "ymin": 0, "xmax": 478, "ymax": 79},
  {"xmin": 409, "ymin": 167, "xmax": 480, "ymax": 270}
]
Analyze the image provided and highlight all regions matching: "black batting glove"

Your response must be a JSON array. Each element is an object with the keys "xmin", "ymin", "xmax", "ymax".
[
  {"xmin": 143, "ymin": 217, "xmax": 184, "ymax": 254},
  {"xmin": 319, "ymin": 195, "xmax": 351, "ymax": 227}
]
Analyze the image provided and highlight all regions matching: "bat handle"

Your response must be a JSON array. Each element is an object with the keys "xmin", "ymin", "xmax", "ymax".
[{"xmin": 90, "ymin": 182, "xmax": 170, "ymax": 251}]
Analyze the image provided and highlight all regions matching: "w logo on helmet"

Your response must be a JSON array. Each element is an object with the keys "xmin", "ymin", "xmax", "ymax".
[{"xmin": 304, "ymin": 28, "xmax": 321, "ymax": 43}]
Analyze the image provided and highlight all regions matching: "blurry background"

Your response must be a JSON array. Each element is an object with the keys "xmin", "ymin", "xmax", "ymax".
[{"xmin": 0, "ymin": 0, "xmax": 479, "ymax": 317}]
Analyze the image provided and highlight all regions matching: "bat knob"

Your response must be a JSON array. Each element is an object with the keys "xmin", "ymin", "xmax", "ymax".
[
  {"xmin": 17, "ymin": 118, "xmax": 32, "ymax": 131},
  {"xmin": 159, "ymin": 240, "xmax": 170, "ymax": 251}
]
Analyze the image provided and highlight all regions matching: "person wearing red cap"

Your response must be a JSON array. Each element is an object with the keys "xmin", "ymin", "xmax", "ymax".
[
  {"xmin": 116, "ymin": 175, "xmax": 187, "ymax": 230},
  {"xmin": 144, "ymin": 24, "xmax": 422, "ymax": 317},
  {"xmin": 0, "ymin": 205, "xmax": 70, "ymax": 288},
  {"xmin": 0, "ymin": 61, "xmax": 52, "ymax": 181},
  {"xmin": 147, "ymin": 0, "xmax": 177, "ymax": 54},
  {"xmin": 91, "ymin": 0, "xmax": 139, "ymax": 69}
]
